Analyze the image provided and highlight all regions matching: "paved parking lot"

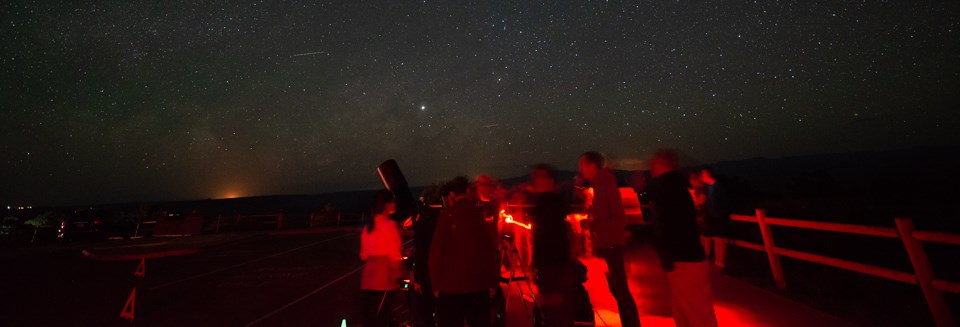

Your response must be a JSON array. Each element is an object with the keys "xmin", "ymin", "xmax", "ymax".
[
  {"xmin": 1, "ymin": 232, "xmax": 371, "ymax": 326},
  {"xmin": 1, "ymin": 231, "xmax": 857, "ymax": 327}
]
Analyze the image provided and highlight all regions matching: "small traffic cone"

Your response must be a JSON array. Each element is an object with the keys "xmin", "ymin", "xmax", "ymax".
[
  {"xmin": 134, "ymin": 258, "xmax": 145, "ymax": 277},
  {"xmin": 120, "ymin": 288, "xmax": 136, "ymax": 321}
]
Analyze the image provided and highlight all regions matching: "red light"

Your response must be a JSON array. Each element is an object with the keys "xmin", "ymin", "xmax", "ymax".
[
  {"xmin": 500, "ymin": 210, "xmax": 532, "ymax": 230},
  {"xmin": 93, "ymin": 219, "xmax": 103, "ymax": 225}
]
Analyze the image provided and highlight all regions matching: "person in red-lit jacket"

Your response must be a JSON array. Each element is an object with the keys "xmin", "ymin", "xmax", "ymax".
[
  {"xmin": 578, "ymin": 151, "xmax": 642, "ymax": 327},
  {"xmin": 360, "ymin": 190, "xmax": 403, "ymax": 327}
]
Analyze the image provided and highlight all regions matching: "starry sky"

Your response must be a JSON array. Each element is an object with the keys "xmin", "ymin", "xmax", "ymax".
[{"xmin": 2, "ymin": 1, "xmax": 959, "ymax": 206}]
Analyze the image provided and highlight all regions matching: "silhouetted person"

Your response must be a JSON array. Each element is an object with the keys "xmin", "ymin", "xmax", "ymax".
[
  {"xmin": 648, "ymin": 149, "xmax": 718, "ymax": 327},
  {"xmin": 429, "ymin": 177, "xmax": 499, "ymax": 327},
  {"xmin": 360, "ymin": 190, "xmax": 403, "ymax": 327},
  {"xmin": 527, "ymin": 164, "xmax": 575, "ymax": 326},
  {"xmin": 471, "ymin": 174, "xmax": 507, "ymax": 327},
  {"xmin": 689, "ymin": 172, "xmax": 709, "ymax": 260},
  {"xmin": 413, "ymin": 187, "xmax": 443, "ymax": 327},
  {"xmin": 472, "ymin": 175, "xmax": 505, "ymax": 258},
  {"xmin": 578, "ymin": 151, "xmax": 642, "ymax": 327},
  {"xmin": 700, "ymin": 168, "xmax": 729, "ymax": 269}
]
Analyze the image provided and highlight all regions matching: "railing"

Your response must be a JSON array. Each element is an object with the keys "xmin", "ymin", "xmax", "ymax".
[
  {"xmin": 729, "ymin": 209, "xmax": 959, "ymax": 327},
  {"xmin": 308, "ymin": 211, "xmax": 367, "ymax": 228},
  {"xmin": 215, "ymin": 212, "xmax": 284, "ymax": 232}
]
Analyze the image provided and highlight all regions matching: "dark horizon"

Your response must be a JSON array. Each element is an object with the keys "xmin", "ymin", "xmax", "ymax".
[
  {"xmin": 5, "ymin": 144, "xmax": 957, "ymax": 208},
  {"xmin": 3, "ymin": 1, "xmax": 958, "ymax": 206}
]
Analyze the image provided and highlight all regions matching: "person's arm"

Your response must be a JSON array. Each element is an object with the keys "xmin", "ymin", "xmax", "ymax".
[{"xmin": 651, "ymin": 204, "xmax": 674, "ymax": 272}]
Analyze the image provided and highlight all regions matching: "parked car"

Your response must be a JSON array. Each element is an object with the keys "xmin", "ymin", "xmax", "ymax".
[{"xmin": 58, "ymin": 209, "xmax": 139, "ymax": 244}]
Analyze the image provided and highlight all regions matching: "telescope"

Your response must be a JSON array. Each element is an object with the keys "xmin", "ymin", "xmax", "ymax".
[{"xmin": 376, "ymin": 159, "xmax": 418, "ymax": 224}]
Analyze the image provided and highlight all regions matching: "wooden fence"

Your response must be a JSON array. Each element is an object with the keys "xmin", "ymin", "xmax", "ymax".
[{"xmin": 729, "ymin": 209, "xmax": 959, "ymax": 327}]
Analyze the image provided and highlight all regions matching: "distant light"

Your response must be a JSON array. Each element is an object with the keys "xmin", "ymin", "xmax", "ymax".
[
  {"xmin": 420, "ymin": 105, "xmax": 426, "ymax": 111},
  {"xmin": 340, "ymin": 319, "xmax": 347, "ymax": 327},
  {"xmin": 220, "ymin": 189, "xmax": 243, "ymax": 199}
]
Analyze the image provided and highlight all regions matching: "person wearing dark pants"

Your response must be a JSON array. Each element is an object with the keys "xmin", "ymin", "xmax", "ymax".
[
  {"xmin": 578, "ymin": 152, "xmax": 642, "ymax": 327},
  {"xmin": 595, "ymin": 245, "xmax": 639, "ymax": 326},
  {"xmin": 429, "ymin": 177, "xmax": 500, "ymax": 327},
  {"xmin": 413, "ymin": 203, "xmax": 441, "ymax": 327},
  {"xmin": 536, "ymin": 264, "xmax": 574, "ymax": 326},
  {"xmin": 648, "ymin": 149, "xmax": 719, "ymax": 327},
  {"xmin": 528, "ymin": 164, "xmax": 575, "ymax": 326}
]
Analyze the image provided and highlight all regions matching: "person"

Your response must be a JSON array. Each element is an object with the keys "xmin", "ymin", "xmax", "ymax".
[
  {"xmin": 360, "ymin": 190, "xmax": 404, "ymax": 327},
  {"xmin": 527, "ymin": 164, "xmax": 575, "ymax": 326},
  {"xmin": 699, "ymin": 168, "xmax": 729, "ymax": 269},
  {"xmin": 429, "ymin": 177, "xmax": 500, "ymax": 327},
  {"xmin": 412, "ymin": 185, "xmax": 444, "ymax": 327},
  {"xmin": 471, "ymin": 175, "xmax": 507, "ymax": 327},
  {"xmin": 472, "ymin": 175, "xmax": 505, "ymax": 255},
  {"xmin": 647, "ymin": 149, "xmax": 718, "ymax": 327},
  {"xmin": 689, "ymin": 172, "xmax": 710, "ymax": 260},
  {"xmin": 578, "ymin": 151, "xmax": 642, "ymax": 327}
]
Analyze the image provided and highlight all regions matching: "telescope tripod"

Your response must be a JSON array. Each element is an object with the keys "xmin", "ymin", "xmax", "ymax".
[{"xmin": 499, "ymin": 234, "xmax": 542, "ymax": 325}]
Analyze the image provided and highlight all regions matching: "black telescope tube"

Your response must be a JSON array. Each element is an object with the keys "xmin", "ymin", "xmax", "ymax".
[{"xmin": 376, "ymin": 159, "xmax": 417, "ymax": 223}]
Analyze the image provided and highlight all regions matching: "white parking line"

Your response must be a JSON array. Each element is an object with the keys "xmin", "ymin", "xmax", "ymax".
[
  {"xmin": 244, "ymin": 240, "xmax": 413, "ymax": 326},
  {"xmin": 149, "ymin": 233, "xmax": 356, "ymax": 291},
  {"xmin": 243, "ymin": 264, "xmax": 365, "ymax": 327}
]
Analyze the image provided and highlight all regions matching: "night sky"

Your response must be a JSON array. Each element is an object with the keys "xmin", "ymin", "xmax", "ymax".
[{"xmin": 2, "ymin": 1, "xmax": 958, "ymax": 206}]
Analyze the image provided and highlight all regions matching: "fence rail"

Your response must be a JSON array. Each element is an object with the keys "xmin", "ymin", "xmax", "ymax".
[
  {"xmin": 729, "ymin": 209, "xmax": 959, "ymax": 327},
  {"xmin": 215, "ymin": 213, "xmax": 284, "ymax": 232}
]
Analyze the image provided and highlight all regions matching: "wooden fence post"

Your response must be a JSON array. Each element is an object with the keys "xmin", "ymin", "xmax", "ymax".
[
  {"xmin": 277, "ymin": 212, "xmax": 284, "ymax": 231},
  {"xmin": 215, "ymin": 214, "xmax": 222, "ymax": 233},
  {"xmin": 756, "ymin": 208, "xmax": 787, "ymax": 290},
  {"xmin": 895, "ymin": 217, "xmax": 955, "ymax": 327}
]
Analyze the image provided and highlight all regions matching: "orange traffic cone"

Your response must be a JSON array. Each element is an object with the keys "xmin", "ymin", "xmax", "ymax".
[
  {"xmin": 120, "ymin": 288, "xmax": 136, "ymax": 321},
  {"xmin": 134, "ymin": 258, "xmax": 145, "ymax": 277}
]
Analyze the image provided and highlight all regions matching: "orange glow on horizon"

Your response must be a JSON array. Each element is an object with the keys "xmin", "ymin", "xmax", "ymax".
[{"xmin": 219, "ymin": 190, "xmax": 243, "ymax": 199}]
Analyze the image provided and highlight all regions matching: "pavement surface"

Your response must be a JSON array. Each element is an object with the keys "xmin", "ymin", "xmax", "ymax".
[
  {"xmin": 582, "ymin": 245, "xmax": 856, "ymax": 327},
  {"xmin": 81, "ymin": 232, "xmax": 261, "ymax": 260},
  {"xmin": 0, "ymin": 231, "xmax": 854, "ymax": 327}
]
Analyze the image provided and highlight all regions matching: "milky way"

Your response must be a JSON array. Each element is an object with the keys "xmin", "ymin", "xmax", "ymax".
[{"xmin": 2, "ymin": 1, "xmax": 958, "ymax": 205}]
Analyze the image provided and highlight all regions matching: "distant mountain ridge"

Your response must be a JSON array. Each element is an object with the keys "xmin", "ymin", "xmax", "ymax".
[{"xmin": 7, "ymin": 146, "xmax": 957, "ymax": 229}]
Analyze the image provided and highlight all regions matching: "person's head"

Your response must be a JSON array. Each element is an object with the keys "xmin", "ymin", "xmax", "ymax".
[
  {"xmin": 530, "ymin": 164, "xmax": 557, "ymax": 192},
  {"xmin": 578, "ymin": 151, "xmax": 605, "ymax": 181},
  {"xmin": 650, "ymin": 148, "xmax": 679, "ymax": 177},
  {"xmin": 441, "ymin": 176, "xmax": 470, "ymax": 205},
  {"xmin": 473, "ymin": 175, "xmax": 496, "ymax": 201},
  {"xmin": 700, "ymin": 168, "xmax": 716, "ymax": 185},
  {"xmin": 367, "ymin": 189, "xmax": 395, "ymax": 232},
  {"xmin": 372, "ymin": 189, "xmax": 396, "ymax": 216}
]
